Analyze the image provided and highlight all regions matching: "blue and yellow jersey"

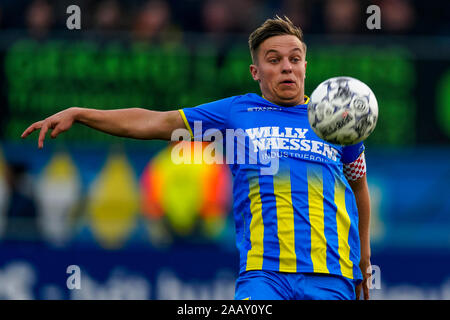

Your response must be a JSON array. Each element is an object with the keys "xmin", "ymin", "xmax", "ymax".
[{"xmin": 180, "ymin": 93, "xmax": 364, "ymax": 281}]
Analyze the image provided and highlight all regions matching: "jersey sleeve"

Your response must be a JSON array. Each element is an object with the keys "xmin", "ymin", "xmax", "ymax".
[
  {"xmin": 343, "ymin": 151, "xmax": 366, "ymax": 181},
  {"xmin": 340, "ymin": 141, "xmax": 365, "ymax": 164},
  {"xmin": 178, "ymin": 96, "xmax": 235, "ymax": 140},
  {"xmin": 341, "ymin": 142, "xmax": 366, "ymax": 181}
]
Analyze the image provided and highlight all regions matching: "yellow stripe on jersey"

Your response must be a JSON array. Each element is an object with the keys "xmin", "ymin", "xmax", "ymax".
[
  {"xmin": 178, "ymin": 109, "xmax": 194, "ymax": 140},
  {"xmin": 246, "ymin": 175, "xmax": 264, "ymax": 270},
  {"xmin": 273, "ymin": 170, "xmax": 297, "ymax": 272},
  {"xmin": 335, "ymin": 179, "xmax": 354, "ymax": 279},
  {"xmin": 307, "ymin": 166, "xmax": 329, "ymax": 274}
]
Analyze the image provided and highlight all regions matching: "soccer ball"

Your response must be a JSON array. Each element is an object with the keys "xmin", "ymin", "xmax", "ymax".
[{"xmin": 307, "ymin": 76, "xmax": 378, "ymax": 145}]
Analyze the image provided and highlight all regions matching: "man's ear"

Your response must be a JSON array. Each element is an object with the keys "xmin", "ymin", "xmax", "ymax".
[{"xmin": 250, "ymin": 64, "xmax": 260, "ymax": 82}]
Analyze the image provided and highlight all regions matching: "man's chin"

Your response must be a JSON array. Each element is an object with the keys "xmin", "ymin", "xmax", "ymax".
[
  {"xmin": 278, "ymin": 93, "xmax": 302, "ymax": 105},
  {"xmin": 277, "ymin": 88, "xmax": 299, "ymax": 97}
]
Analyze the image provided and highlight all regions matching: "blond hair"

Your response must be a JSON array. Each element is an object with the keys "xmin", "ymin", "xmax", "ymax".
[{"xmin": 248, "ymin": 15, "xmax": 306, "ymax": 63}]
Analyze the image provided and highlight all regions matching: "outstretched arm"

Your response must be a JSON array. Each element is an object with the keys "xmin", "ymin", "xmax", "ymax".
[{"xmin": 21, "ymin": 107, "xmax": 186, "ymax": 148}]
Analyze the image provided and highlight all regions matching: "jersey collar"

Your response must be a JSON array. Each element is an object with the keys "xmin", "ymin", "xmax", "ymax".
[{"xmin": 261, "ymin": 94, "xmax": 310, "ymax": 107}]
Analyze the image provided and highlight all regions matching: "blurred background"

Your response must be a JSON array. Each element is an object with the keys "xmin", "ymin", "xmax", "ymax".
[{"xmin": 0, "ymin": 0, "xmax": 449, "ymax": 300}]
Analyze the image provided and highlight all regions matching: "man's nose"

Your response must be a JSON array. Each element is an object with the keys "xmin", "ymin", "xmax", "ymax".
[{"xmin": 281, "ymin": 58, "xmax": 293, "ymax": 73}]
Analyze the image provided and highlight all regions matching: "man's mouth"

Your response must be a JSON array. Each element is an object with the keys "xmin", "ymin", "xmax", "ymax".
[{"xmin": 280, "ymin": 80, "xmax": 296, "ymax": 86}]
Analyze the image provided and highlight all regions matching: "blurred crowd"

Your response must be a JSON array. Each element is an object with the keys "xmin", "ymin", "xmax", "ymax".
[{"xmin": 0, "ymin": 0, "xmax": 447, "ymax": 41}]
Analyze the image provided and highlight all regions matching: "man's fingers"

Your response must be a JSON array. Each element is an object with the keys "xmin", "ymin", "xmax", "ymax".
[
  {"xmin": 364, "ymin": 270, "xmax": 372, "ymax": 300},
  {"xmin": 22, "ymin": 118, "xmax": 65, "ymax": 148},
  {"xmin": 355, "ymin": 279, "xmax": 370, "ymax": 300},
  {"xmin": 38, "ymin": 123, "xmax": 50, "ymax": 149},
  {"xmin": 355, "ymin": 284, "xmax": 361, "ymax": 300},
  {"xmin": 21, "ymin": 121, "xmax": 42, "ymax": 138},
  {"xmin": 50, "ymin": 126, "xmax": 62, "ymax": 138},
  {"xmin": 364, "ymin": 280, "xmax": 370, "ymax": 300}
]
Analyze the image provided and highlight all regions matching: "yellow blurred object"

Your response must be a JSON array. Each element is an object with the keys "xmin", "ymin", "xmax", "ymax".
[
  {"xmin": 153, "ymin": 145, "xmax": 204, "ymax": 236},
  {"xmin": 43, "ymin": 152, "xmax": 77, "ymax": 179},
  {"xmin": 141, "ymin": 142, "xmax": 231, "ymax": 238},
  {"xmin": 88, "ymin": 152, "xmax": 139, "ymax": 249}
]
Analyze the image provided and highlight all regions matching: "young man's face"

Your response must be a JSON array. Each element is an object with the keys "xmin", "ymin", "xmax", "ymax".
[{"xmin": 250, "ymin": 34, "xmax": 307, "ymax": 106}]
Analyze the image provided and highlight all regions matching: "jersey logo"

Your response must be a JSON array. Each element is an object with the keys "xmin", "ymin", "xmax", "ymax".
[{"xmin": 247, "ymin": 106, "xmax": 282, "ymax": 112}]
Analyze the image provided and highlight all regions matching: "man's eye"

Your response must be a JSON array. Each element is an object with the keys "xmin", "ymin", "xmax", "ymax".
[
  {"xmin": 269, "ymin": 58, "xmax": 278, "ymax": 63},
  {"xmin": 291, "ymin": 57, "xmax": 301, "ymax": 63}
]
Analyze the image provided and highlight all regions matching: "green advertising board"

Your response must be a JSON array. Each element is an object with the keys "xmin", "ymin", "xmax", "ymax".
[{"xmin": 3, "ymin": 38, "xmax": 419, "ymax": 146}]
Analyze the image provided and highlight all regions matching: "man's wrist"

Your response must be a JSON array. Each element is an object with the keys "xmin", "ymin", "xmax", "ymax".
[{"xmin": 70, "ymin": 107, "xmax": 83, "ymax": 122}]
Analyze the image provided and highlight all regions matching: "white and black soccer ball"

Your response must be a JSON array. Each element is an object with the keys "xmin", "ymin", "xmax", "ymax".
[{"xmin": 307, "ymin": 76, "xmax": 378, "ymax": 145}]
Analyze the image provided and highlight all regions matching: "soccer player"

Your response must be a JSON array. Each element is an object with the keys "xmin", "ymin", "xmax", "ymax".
[{"xmin": 21, "ymin": 16, "xmax": 372, "ymax": 300}]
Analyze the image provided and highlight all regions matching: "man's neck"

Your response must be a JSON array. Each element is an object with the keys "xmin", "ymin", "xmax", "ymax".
[{"xmin": 262, "ymin": 94, "xmax": 305, "ymax": 107}]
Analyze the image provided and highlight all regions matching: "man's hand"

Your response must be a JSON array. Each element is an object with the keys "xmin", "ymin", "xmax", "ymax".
[
  {"xmin": 21, "ymin": 107, "xmax": 78, "ymax": 149},
  {"xmin": 356, "ymin": 257, "xmax": 372, "ymax": 300}
]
